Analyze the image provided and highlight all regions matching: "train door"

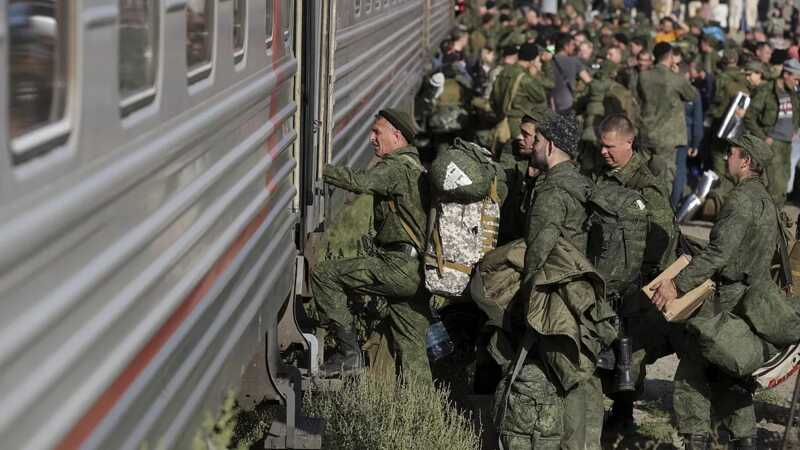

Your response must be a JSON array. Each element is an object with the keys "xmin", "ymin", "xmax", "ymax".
[{"xmin": 294, "ymin": 0, "xmax": 331, "ymax": 250}]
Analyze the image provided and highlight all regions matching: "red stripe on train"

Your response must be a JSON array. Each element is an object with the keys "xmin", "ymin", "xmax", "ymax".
[
  {"xmin": 58, "ymin": 3, "xmax": 292, "ymax": 448},
  {"xmin": 56, "ymin": 203, "xmax": 273, "ymax": 450}
]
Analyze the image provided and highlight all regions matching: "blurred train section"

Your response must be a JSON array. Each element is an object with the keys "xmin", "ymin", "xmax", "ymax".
[{"xmin": 0, "ymin": 1, "xmax": 452, "ymax": 449}]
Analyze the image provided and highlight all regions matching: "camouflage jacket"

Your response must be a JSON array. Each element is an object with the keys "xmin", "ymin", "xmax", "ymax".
[
  {"xmin": 709, "ymin": 66, "xmax": 749, "ymax": 121},
  {"xmin": 523, "ymin": 161, "xmax": 592, "ymax": 287},
  {"xmin": 498, "ymin": 152, "xmax": 536, "ymax": 244},
  {"xmin": 743, "ymin": 80, "xmax": 800, "ymax": 142},
  {"xmin": 675, "ymin": 177, "xmax": 778, "ymax": 307},
  {"xmin": 490, "ymin": 64, "xmax": 549, "ymax": 122},
  {"xmin": 637, "ymin": 64, "xmax": 698, "ymax": 150},
  {"xmin": 323, "ymin": 146, "xmax": 428, "ymax": 250},
  {"xmin": 593, "ymin": 152, "xmax": 678, "ymax": 279}
]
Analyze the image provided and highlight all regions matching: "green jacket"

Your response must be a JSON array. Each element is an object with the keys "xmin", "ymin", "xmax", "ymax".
[
  {"xmin": 490, "ymin": 64, "xmax": 549, "ymax": 123},
  {"xmin": 592, "ymin": 152, "xmax": 678, "ymax": 278},
  {"xmin": 524, "ymin": 161, "xmax": 592, "ymax": 286},
  {"xmin": 709, "ymin": 66, "xmax": 749, "ymax": 121},
  {"xmin": 498, "ymin": 152, "xmax": 536, "ymax": 244},
  {"xmin": 527, "ymin": 238, "xmax": 615, "ymax": 391},
  {"xmin": 675, "ymin": 177, "xmax": 778, "ymax": 309},
  {"xmin": 637, "ymin": 64, "xmax": 698, "ymax": 150},
  {"xmin": 743, "ymin": 80, "xmax": 800, "ymax": 142},
  {"xmin": 323, "ymin": 146, "xmax": 428, "ymax": 250}
]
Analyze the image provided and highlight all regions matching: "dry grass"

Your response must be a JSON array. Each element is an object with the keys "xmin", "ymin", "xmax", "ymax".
[{"xmin": 303, "ymin": 373, "xmax": 482, "ymax": 450}]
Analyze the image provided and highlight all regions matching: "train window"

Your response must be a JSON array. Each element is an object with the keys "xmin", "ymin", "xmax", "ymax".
[
  {"xmin": 354, "ymin": 0, "xmax": 361, "ymax": 17},
  {"xmin": 233, "ymin": 0, "xmax": 245, "ymax": 63},
  {"xmin": 119, "ymin": 0, "xmax": 158, "ymax": 115},
  {"xmin": 8, "ymin": 0, "xmax": 68, "ymax": 145},
  {"xmin": 265, "ymin": 0, "xmax": 273, "ymax": 51},
  {"xmin": 365, "ymin": 0, "xmax": 371, "ymax": 14},
  {"xmin": 374, "ymin": 0, "xmax": 380, "ymax": 10},
  {"xmin": 186, "ymin": 0, "xmax": 214, "ymax": 82}
]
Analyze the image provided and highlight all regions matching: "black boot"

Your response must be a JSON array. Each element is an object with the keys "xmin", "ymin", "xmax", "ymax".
[
  {"xmin": 681, "ymin": 433, "xmax": 709, "ymax": 450},
  {"xmin": 730, "ymin": 436, "xmax": 756, "ymax": 450},
  {"xmin": 321, "ymin": 326, "xmax": 363, "ymax": 376},
  {"xmin": 605, "ymin": 396, "xmax": 635, "ymax": 436}
]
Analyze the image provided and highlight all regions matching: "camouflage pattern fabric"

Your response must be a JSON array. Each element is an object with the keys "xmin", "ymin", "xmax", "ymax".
[
  {"xmin": 636, "ymin": 64, "xmax": 698, "ymax": 185},
  {"xmin": 672, "ymin": 176, "xmax": 778, "ymax": 439},
  {"xmin": 494, "ymin": 357, "xmax": 564, "ymax": 450},
  {"xmin": 425, "ymin": 198, "xmax": 500, "ymax": 296},
  {"xmin": 314, "ymin": 146, "xmax": 433, "ymax": 383}
]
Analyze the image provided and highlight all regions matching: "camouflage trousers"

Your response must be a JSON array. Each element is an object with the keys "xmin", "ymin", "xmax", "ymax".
[
  {"xmin": 673, "ymin": 347, "xmax": 756, "ymax": 439},
  {"xmin": 673, "ymin": 285, "xmax": 756, "ymax": 439},
  {"xmin": 767, "ymin": 139, "xmax": 791, "ymax": 206},
  {"xmin": 562, "ymin": 375, "xmax": 604, "ymax": 450},
  {"xmin": 311, "ymin": 250, "xmax": 433, "ymax": 384},
  {"xmin": 494, "ymin": 357, "xmax": 564, "ymax": 450}
]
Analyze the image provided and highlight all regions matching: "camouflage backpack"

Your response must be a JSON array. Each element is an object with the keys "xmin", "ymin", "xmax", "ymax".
[
  {"xmin": 586, "ymin": 183, "xmax": 649, "ymax": 297},
  {"xmin": 428, "ymin": 78, "xmax": 471, "ymax": 133},
  {"xmin": 425, "ymin": 139, "xmax": 502, "ymax": 297}
]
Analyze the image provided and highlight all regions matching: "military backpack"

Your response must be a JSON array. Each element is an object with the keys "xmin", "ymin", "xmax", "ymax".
[
  {"xmin": 585, "ymin": 183, "xmax": 649, "ymax": 298},
  {"xmin": 425, "ymin": 138, "xmax": 502, "ymax": 297}
]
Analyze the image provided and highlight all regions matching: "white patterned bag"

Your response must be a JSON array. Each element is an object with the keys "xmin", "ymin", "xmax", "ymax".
[
  {"xmin": 424, "ymin": 181, "xmax": 500, "ymax": 297},
  {"xmin": 424, "ymin": 139, "xmax": 502, "ymax": 297}
]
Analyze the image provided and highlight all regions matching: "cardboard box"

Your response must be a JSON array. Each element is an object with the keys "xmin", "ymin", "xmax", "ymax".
[{"xmin": 642, "ymin": 255, "xmax": 715, "ymax": 322}]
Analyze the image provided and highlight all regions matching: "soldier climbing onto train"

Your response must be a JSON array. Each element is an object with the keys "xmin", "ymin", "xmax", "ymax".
[{"xmin": 310, "ymin": 109, "xmax": 434, "ymax": 384}]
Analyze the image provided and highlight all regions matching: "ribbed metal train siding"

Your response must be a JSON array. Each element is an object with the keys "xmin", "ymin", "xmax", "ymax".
[
  {"xmin": 430, "ymin": 0, "xmax": 454, "ymax": 48},
  {"xmin": 0, "ymin": 2, "xmax": 298, "ymax": 449},
  {"xmin": 332, "ymin": 0, "xmax": 427, "ymax": 170}
]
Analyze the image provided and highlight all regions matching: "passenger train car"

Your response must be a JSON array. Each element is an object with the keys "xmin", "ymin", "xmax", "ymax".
[{"xmin": 0, "ymin": 1, "xmax": 452, "ymax": 449}]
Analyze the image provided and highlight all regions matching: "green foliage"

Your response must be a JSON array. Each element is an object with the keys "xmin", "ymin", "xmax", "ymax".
[
  {"xmin": 192, "ymin": 390, "xmax": 237, "ymax": 450},
  {"xmin": 303, "ymin": 373, "xmax": 482, "ymax": 450}
]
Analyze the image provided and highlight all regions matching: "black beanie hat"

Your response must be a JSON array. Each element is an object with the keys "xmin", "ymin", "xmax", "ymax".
[{"xmin": 518, "ymin": 42, "xmax": 539, "ymax": 61}]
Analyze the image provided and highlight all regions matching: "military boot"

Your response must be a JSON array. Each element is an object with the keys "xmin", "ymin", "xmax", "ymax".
[
  {"xmin": 681, "ymin": 433, "xmax": 709, "ymax": 450},
  {"xmin": 604, "ymin": 396, "xmax": 635, "ymax": 437},
  {"xmin": 321, "ymin": 325, "xmax": 363, "ymax": 376},
  {"xmin": 730, "ymin": 436, "xmax": 756, "ymax": 450}
]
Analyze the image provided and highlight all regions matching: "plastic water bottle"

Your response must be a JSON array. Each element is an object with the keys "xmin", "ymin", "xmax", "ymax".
[{"xmin": 425, "ymin": 318, "xmax": 454, "ymax": 362}]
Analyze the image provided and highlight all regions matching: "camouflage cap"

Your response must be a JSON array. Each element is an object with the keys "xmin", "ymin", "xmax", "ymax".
[
  {"xmin": 721, "ymin": 47, "xmax": 739, "ymax": 64},
  {"xmin": 727, "ymin": 133, "xmax": 772, "ymax": 168},
  {"xmin": 744, "ymin": 61, "xmax": 766, "ymax": 76},
  {"xmin": 687, "ymin": 16, "xmax": 705, "ymax": 29},
  {"xmin": 537, "ymin": 112, "xmax": 580, "ymax": 158},
  {"xmin": 521, "ymin": 105, "xmax": 554, "ymax": 124},
  {"xmin": 378, "ymin": 108, "xmax": 416, "ymax": 142}
]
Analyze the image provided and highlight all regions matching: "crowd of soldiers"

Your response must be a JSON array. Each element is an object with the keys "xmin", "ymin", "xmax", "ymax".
[{"xmin": 309, "ymin": 0, "xmax": 800, "ymax": 449}]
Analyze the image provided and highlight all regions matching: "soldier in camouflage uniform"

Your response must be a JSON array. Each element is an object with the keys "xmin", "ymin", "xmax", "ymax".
[
  {"xmin": 311, "ymin": 109, "xmax": 432, "ymax": 383},
  {"xmin": 637, "ymin": 42, "xmax": 697, "ymax": 187},
  {"xmin": 652, "ymin": 134, "xmax": 778, "ymax": 450},
  {"xmin": 743, "ymin": 58, "xmax": 800, "ymax": 205},
  {"xmin": 523, "ymin": 113, "xmax": 605, "ymax": 450},
  {"xmin": 490, "ymin": 42, "xmax": 551, "ymax": 146},
  {"xmin": 591, "ymin": 114, "xmax": 681, "ymax": 435},
  {"xmin": 704, "ymin": 49, "xmax": 749, "ymax": 207}
]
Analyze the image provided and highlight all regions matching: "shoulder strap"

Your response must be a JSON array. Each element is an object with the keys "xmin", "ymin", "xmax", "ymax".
[
  {"xmin": 387, "ymin": 199, "xmax": 424, "ymax": 250},
  {"xmin": 503, "ymin": 72, "xmax": 526, "ymax": 115},
  {"xmin": 495, "ymin": 329, "xmax": 537, "ymax": 431}
]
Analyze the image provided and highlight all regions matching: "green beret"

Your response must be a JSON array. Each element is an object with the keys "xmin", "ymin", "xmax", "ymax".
[
  {"xmin": 727, "ymin": 133, "xmax": 772, "ymax": 168},
  {"xmin": 378, "ymin": 108, "xmax": 416, "ymax": 142}
]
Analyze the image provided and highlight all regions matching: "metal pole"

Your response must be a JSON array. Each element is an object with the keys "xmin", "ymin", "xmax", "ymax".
[{"xmin": 782, "ymin": 371, "xmax": 800, "ymax": 450}]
